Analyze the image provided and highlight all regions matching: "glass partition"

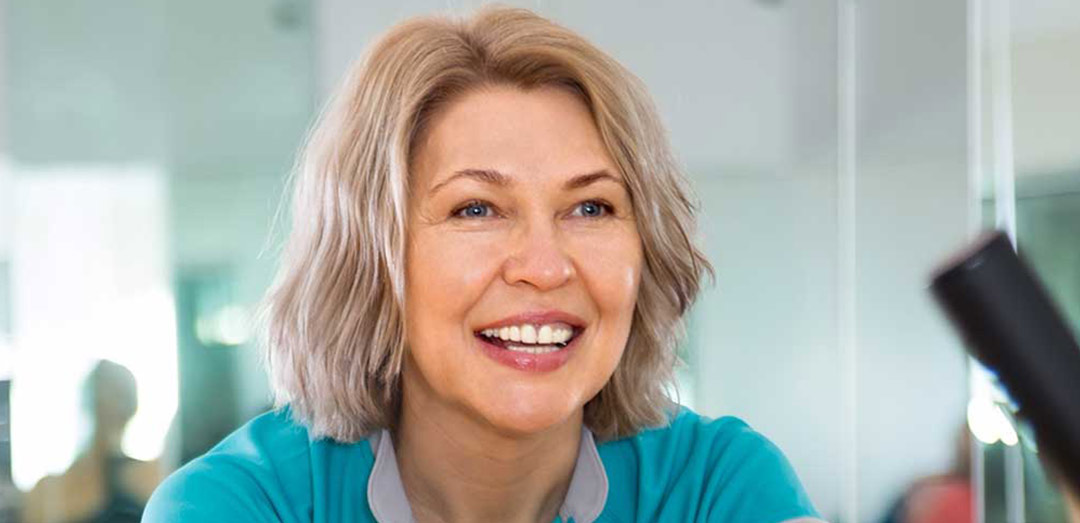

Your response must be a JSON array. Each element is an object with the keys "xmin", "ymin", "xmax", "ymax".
[{"xmin": 976, "ymin": 0, "xmax": 1080, "ymax": 521}]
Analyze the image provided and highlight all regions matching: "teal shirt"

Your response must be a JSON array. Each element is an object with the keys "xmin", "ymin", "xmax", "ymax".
[{"xmin": 144, "ymin": 407, "xmax": 821, "ymax": 522}]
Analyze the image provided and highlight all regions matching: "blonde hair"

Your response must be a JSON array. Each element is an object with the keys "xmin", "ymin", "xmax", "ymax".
[{"xmin": 263, "ymin": 5, "xmax": 712, "ymax": 442}]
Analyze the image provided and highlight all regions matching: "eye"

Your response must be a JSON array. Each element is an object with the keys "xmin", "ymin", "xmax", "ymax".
[
  {"xmin": 452, "ymin": 200, "xmax": 496, "ymax": 219},
  {"xmin": 570, "ymin": 200, "xmax": 614, "ymax": 218}
]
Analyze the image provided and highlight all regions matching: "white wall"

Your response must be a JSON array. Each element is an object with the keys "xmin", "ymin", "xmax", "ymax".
[
  {"xmin": 0, "ymin": 0, "xmax": 10, "ymax": 262},
  {"xmin": 315, "ymin": 1, "xmax": 797, "ymax": 170},
  {"xmin": 5, "ymin": 1, "xmax": 169, "ymax": 165},
  {"xmin": 0, "ymin": 0, "xmax": 11, "ymax": 380},
  {"xmin": 853, "ymin": 2, "xmax": 972, "ymax": 520},
  {"xmin": 0, "ymin": 0, "xmax": 6, "ymax": 154},
  {"xmin": 159, "ymin": 0, "xmax": 315, "ymax": 418},
  {"xmin": 1012, "ymin": 30, "xmax": 1080, "ymax": 175}
]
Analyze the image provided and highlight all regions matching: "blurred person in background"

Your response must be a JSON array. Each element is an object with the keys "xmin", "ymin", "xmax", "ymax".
[
  {"xmin": 881, "ymin": 423, "xmax": 1080, "ymax": 523},
  {"xmin": 143, "ymin": 6, "xmax": 822, "ymax": 522},
  {"xmin": 22, "ymin": 360, "xmax": 163, "ymax": 523},
  {"xmin": 880, "ymin": 425, "xmax": 972, "ymax": 523}
]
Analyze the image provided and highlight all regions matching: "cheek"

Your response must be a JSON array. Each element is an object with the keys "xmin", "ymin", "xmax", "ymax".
[
  {"xmin": 569, "ymin": 232, "xmax": 641, "ymax": 399},
  {"xmin": 573, "ymin": 231, "xmax": 643, "ymax": 318},
  {"xmin": 406, "ymin": 231, "xmax": 503, "ymax": 332}
]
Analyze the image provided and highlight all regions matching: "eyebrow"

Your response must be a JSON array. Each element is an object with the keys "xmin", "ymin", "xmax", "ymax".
[{"xmin": 428, "ymin": 168, "xmax": 623, "ymax": 196}]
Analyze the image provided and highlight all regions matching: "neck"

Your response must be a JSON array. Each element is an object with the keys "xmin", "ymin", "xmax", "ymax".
[
  {"xmin": 395, "ymin": 371, "xmax": 581, "ymax": 523},
  {"xmin": 90, "ymin": 425, "xmax": 124, "ymax": 457}
]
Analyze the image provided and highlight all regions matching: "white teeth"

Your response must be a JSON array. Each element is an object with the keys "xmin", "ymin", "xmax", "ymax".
[
  {"xmin": 537, "ymin": 325, "xmax": 553, "ymax": 344},
  {"xmin": 480, "ymin": 322, "xmax": 576, "ymax": 347},
  {"xmin": 505, "ymin": 344, "xmax": 561, "ymax": 354},
  {"xmin": 521, "ymin": 324, "xmax": 537, "ymax": 343},
  {"xmin": 552, "ymin": 327, "xmax": 571, "ymax": 344}
]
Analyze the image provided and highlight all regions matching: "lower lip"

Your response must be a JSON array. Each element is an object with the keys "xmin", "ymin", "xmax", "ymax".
[{"xmin": 476, "ymin": 332, "xmax": 578, "ymax": 372}]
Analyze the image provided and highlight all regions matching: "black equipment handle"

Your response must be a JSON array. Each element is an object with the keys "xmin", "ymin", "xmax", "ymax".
[{"xmin": 930, "ymin": 231, "xmax": 1080, "ymax": 494}]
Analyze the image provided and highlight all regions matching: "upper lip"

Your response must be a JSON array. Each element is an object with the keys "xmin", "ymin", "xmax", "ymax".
[{"xmin": 475, "ymin": 310, "xmax": 587, "ymax": 332}]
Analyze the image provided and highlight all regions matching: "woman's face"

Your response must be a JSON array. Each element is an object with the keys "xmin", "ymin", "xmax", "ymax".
[{"xmin": 404, "ymin": 84, "xmax": 643, "ymax": 436}]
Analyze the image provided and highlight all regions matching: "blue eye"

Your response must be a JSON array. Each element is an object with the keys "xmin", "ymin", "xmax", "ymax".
[
  {"xmin": 572, "ymin": 200, "xmax": 612, "ymax": 218},
  {"xmin": 453, "ymin": 201, "xmax": 494, "ymax": 219},
  {"xmin": 452, "ymin": 200, "xmax": 613, "ymax": 219}
]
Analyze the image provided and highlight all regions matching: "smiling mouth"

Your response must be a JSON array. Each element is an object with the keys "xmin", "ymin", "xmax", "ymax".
[{"xmin": 475, "ymin": 322, "xmax": 582, "ymax": 355}]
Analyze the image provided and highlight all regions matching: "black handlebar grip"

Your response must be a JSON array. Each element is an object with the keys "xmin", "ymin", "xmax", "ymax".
[{"xmin": 930, "ymin": 231, "xmax": 1080, "ymax": 494}]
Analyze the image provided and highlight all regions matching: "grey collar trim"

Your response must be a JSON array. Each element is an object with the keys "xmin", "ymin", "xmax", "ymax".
[
  {"xmin": 366, "ymin": 427, "xmax": 609, "ymax": 523},
  {"xmin": 366, "ymin": 430, "xmax": 414, "ymax": 523},
  {"xmin": 558, "ymin": 428, "xmax": 609, "ymax": 523}
]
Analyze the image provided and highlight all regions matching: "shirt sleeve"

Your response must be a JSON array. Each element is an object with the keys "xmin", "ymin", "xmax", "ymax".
[
  {"xmin": 142, "ymin": 455, "xmax": 288, "ymax": 523},
  {"xmin": 143, "ymin": 409, "xmax": 319, "ymax": 523},
  {"xmin": 698, "ymin": 418, "xmax": 822, "ymax": 523},
  {"xmin": 604, "ymin": 410, "xmax": 823, "ymax": 523}
]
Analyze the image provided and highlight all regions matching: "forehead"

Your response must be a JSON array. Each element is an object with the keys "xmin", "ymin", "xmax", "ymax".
[{"xmin": 411, "ymin": 84, "xmax": 618, "ymax": 187}]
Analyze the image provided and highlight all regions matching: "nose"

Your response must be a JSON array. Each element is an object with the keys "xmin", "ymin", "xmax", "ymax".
[{"xmin": 501, "ymin": 219, "xmax": 576, "ymax": 291}]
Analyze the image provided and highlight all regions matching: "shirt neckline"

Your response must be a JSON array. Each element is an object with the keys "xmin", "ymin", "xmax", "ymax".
[{"xmin": 365, "ymin": 426, "xmax": 609, "ymax": 523}]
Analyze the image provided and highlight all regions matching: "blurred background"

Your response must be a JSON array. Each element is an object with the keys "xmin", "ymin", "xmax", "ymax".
[{"xmin": 0, "ymin": 0, "xmax": 1077, "ymax": 522}]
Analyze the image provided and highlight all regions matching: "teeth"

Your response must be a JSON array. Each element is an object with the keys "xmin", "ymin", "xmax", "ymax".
[
  {"xmin": 537, "ymin": 325, "xmax": 552, "ymax": 344},
  {"xmin": 551, "ymin": 328, "xmax": 571, "ymax": 344},
  {"xmin": 506, "ymin": 344, "xmax": 561, "ymax": 355},
  {"xmin": 480, "ymin": 322, "xmax": 576, "ymax": 346},
  {"xmin": 521, "ymin": 325, "xmax": 537, "ymax": 343}
]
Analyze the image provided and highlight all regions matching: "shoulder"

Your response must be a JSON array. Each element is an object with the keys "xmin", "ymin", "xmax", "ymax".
[
  {"xmin": 23, "ymin": 474, "xmax": 64, "ymax": 523},
  {"xmin": 143, "ymin": 408, "xmax": 318, "ymax": 523},
  {"xmin": 117, "ymin": 456, "xmax": 166, "ymax": 502},
  {"xmin": 596, "ymin": 408, "xmax": 822, "ymax": 523}
]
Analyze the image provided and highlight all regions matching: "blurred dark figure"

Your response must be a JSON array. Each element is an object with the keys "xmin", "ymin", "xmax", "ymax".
[
  {"xmin": 881, "ymin": 425, "xmax": 973, "ymax": 523},
  {"xmin": 22, "ymin": 360, "xmax": 163, "ymax": 523}
]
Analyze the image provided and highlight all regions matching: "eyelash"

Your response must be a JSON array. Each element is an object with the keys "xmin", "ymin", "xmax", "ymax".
[{"xmin": 450, "ymin": 199, "xmax": 616, "ymax": 220}]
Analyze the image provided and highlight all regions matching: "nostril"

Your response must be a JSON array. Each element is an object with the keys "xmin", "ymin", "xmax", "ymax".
[{"xmin": 500, "ymin": 248, "xmax": 577, "ymax": 290}]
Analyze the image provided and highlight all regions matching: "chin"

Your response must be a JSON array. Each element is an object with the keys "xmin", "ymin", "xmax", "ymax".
[{"xmin": 477, "ymin": 388, "xmax": 584, "ymax": 437}]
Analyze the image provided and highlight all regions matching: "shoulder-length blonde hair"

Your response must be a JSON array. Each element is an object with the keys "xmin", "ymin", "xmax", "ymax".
[{"xmin": 263, "ymin": 5, "xmax": 712, "ymax": 442}]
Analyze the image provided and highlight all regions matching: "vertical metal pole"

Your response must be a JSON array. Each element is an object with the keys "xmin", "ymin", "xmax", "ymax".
[
  {"xmin": 989, "ymin": 0, "xmax": 1017, "ymax": 244},
  {"xmin": 837, "ymin": 0, "xmax": 858, "ymax": 521},
  {"xmin": 967, "ymin": 0, "xmax": 987, "ymax": 520},
  {"xmin": 987, "ymin": 0, "xmax": 1024, "ymax": 520}
]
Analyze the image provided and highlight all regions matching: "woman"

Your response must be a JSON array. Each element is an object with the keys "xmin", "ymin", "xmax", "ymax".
[{"xmin": 145, "ymin": 6, "xmax": 822, "ymax": 522}]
